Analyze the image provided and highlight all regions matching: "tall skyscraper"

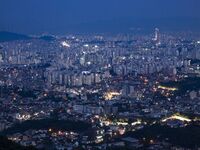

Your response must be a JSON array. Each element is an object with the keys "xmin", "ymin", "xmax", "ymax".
[{"xmin": 153, "ymin": 28, "xmax": 161, "ymax": 46}]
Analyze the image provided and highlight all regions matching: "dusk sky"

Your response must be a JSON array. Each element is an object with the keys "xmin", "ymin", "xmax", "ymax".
[{"xmin": 0, "ymin": 0, "xmax": 200, "ymax": 34}]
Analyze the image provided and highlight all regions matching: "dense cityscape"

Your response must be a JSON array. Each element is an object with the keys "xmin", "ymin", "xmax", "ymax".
[
  {"xmin": 0, "ymin": 29, "xmax": 200, "ymax": 149},
  {"xmin": 1, "ymin": 0, "xmax": 200, "ymax": 149}
]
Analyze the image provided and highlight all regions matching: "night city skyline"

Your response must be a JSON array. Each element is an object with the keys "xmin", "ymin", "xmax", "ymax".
[{"xmin": 0, "ymin": 1, "xmax": 200, "ymax": 150}]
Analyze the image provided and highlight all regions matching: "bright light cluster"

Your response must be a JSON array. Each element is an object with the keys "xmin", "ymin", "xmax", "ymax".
[
  {"xmin": 104, "ymin": 91, "xmax": 121, "ymax": 100},
  {"xmin": 158, "ymin": 85, "xmax": 178, "ymax": 91},
  {"xmin": 162, "ymin": 114, "xmax": 191, "ymax": 122},
  {"xmin": 61, "ymin": 41, "xmax": 70, "ymax": 48}
]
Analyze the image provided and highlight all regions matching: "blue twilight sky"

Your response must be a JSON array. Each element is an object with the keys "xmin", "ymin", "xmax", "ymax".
[{"xmin": 0, "ymin": 0, "xmax": 200, "ymax": 34}]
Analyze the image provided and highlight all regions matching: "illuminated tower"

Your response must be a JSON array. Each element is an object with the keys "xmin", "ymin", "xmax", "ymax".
[{"xmin": 153, "ymin": 28, "xmax": 161, "ymax": 46}]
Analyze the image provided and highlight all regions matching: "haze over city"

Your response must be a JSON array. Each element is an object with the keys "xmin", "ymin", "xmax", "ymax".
[{"xmin": 1, "ymin": 0, "xmax": 200, "ymax": 34}]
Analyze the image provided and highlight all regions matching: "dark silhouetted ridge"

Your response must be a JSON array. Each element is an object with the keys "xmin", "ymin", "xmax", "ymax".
[
  {"xmin": 0, "ymin": 31, "xmax": 31, "ymax": 42},
  {"xmin": 0, "ymin": 136, "xmax": 37, "ymax": 150}
]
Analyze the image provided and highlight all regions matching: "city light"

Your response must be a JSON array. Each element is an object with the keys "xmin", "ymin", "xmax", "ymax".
[
  {"xmin": 61, "ymin": 41, "xmax": 70, "ymax": 48},
  {"xmin": 158, "ymin": 86, "xmax": 178, "ymax": 91},
  {"xmin": 162, "ymin": 114, "xmax": 191, "ymax": 122},
  {"xmin": 104, "ymin": 91, "xmax": 121, "ymax": 100}
]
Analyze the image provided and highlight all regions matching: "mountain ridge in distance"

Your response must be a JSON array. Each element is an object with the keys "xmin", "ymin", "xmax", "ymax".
[
  {"xmin": 0, "ymin": 31, "xmax": 31, "ymax": 42},
  {"xmin": 0, "ymin": 31, "xmax": 56, "ymax": 42}
]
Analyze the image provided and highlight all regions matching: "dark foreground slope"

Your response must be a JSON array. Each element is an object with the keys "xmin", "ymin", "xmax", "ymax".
[{"xmin": 0, "ymin": 136, "xmax": 36, "ymax": 150}]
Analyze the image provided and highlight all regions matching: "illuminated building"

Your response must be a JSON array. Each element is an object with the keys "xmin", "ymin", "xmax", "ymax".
[{"xmin": 153, "ymin": 28, "xmax": 161, "ymax": 46}]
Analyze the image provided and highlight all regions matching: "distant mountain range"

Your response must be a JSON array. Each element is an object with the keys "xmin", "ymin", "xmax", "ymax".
[
  {"xmin": 0, "ymin": 31, "xmax": 31, "ymax": 42},
  {"xmin": 0, "ymin": 31, "xmax": 56, "ymax": 42}
]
